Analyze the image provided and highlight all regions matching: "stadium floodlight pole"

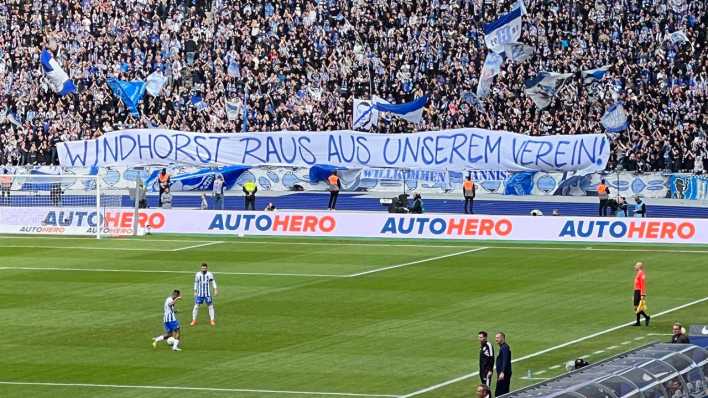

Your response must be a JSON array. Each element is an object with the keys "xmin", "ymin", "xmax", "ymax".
[{"xmin": 95, "ymin": 175, "xmax": 101, "ymax": 240}]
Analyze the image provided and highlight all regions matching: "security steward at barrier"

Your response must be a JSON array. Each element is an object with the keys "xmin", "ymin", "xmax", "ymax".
[
  {"xmin": 597, "ymin": 179, "xmax": 610, "ymax": 216},
  {"xmin": 463, "ymin": 176, "xmax": 476, "ymax": 214},
  {"xmin": 0, "ymin": 169, "xmax": 12, "ymax": 201},
  {"xmin": 158, "ymin": 168, "xmax": 171, "ymax": 207},
  {"xmin": 243, "ymin": 180, "xmax": 257, "ymax": 210},
  {"xmin": 327, "ymin": 171, "xmax": 341, "ymax": 210}
]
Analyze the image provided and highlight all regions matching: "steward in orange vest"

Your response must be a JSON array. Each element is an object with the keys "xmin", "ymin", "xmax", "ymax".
[
  {"xmin": 597, "ymin": 179, "xmax": 610, "ymax": 216},
  {"xmin": 463, "ymin": 176, "xmax": 476, "ymax": 214},
  {"xmin": 327, "ymin": 172, "xmax": 341, "ymax": 210}
]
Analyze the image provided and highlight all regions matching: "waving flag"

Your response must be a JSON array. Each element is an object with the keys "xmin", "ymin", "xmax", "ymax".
[
  {"xmin": 483, "ymin": 7, "xmax": 523, "ymax": 54},
  {"xmin": 352, "ymin": 98, "xmax": 380, "ymax": 129},
  {"xmin": 373, "ymin": 95, "xmax": 428, "ymax": 124},
  {"xmin": 503, "ymin": 43, "xmax": 535, "ymax": 63},
  {"xmin": 225, "ymin": 100, "xmax": 240, "ymax": 121},
  {"xmin": 666, "ymin": 31, "xmax": 690, "ymax": 46},
  {"xmin": 145, "ymin": 70, "xmax": 167, "ymax": 96},
  {"xmin": 524, "ymin": 72, "xmax": 573, "ymax": 109},
  {"xmin": 39, "ymin": 49, "xmax": 76, "ymax": 97},
  {"xmin": 582, "ymin": 65, "xmax": 611, "ymax": 85},
  {"xmin": 191, "ymin": 95, "xmax": 209, "ymax": 111},
  {"xmin": 601, "ymin": 102, "xmax": 629, "ymax": 133},
  {"xmin": 476, "ymin": 52, "xmax": 504, "ymax": 99},
  {"xmin": 107, "ymin": 77, "xmax": 146, "ymax": 116}
]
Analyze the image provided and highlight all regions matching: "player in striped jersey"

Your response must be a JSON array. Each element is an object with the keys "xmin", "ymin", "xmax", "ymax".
[
  {"xmin": 191, "ymin": 263, "xmax": 218, "ymax": 326},
  {"xmin": 152, "ymin": 289, "xmax": 182, "ymax": 351}
]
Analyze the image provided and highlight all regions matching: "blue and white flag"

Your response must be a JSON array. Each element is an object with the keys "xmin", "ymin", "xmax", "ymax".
[
  {"xmin": 191, "ymin": 95, "xmax": 209, "ymax": 111},
  {"xmin": 524, "ymin": 71, "xmax": 573, "ymax": 109},
  {"xmin": 581, "ymin": 65, "xmax": 611, "ymax": 85},
  {"xmin": 665, "ymin": 31, "xmax": 690, "ymax": 46},
  {"xmin": 461, "ymin": 91, "xmax": 485, "ymax": 113},
  {"xmin": 107, "ymin": 77, "xmax": 146, "ymax": 116},
  {"xmin": 503, "ymin": 43, "xmax": 535, "ymax": 63},
  {"xmin": 352, "ymin": 98, "xmax": 380, "ymax": 129},
  {"xmin": 601, "ymin": 102, "xmax": 629, "ymax": 133},
  {"xmin": 476, "ymin": 52, "xmax": 504, "ymax": 98},
  {"xmin": 225, "ymin": 100, "xmax": 240, "ymax": 121},
  {"xmin": 39, "ymin": 49, "xmax": 76, "ymax": 97},
  {"xmin": 373, "ymin": 95, "xmax": 428, "ymax": 124},
  {"xmin": 669, "ymin": 0, "xmax": 688, "ymax": 14},
  {"xmin": 145, "ymin": 70, "xmax": 167, "ymax": 96},
  {"xmin": 483, "ymin": 7, "xmax": 523, "ymax": 54}
]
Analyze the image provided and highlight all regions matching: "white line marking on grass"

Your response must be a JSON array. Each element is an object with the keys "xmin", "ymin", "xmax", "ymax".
[
  {"xmin": 171, "ymin": 241, "xmax": 223, "ymax": 251},
  {"xmin": 579, "ymin": 355, "xmax": 591, "ymax": 359},
  {"xmin": 0, "ymin": 245, "xmax": 174, "ymax": 252},
  {"xmin": 536, "ymin": 370, "xmax": 547, "ymax": 375},
  {"xmin": 399, "ymin": 296, "xmax": 708, "ymax": 397},
  {"xmin": 593, "ymin": 350, "xmax": 606, "ymax": 355},
  {"xmin": 520, "ymin": 377, "xmax": 550, "ymax": 381},
  {"xmin": 0, "ymin": 381, "xmax": 396, "ymax": 397},
  {"xmin": 646, "ymin": 333, "xmax": 672, "ymax": 336},
  {"xmin": 621, "ymin": 341, "xmax": 632, "ymax": 345},
  {"xmin": 0, "ymin": 266, "xmax": 346, "ymax": 278},
  {"xmin": 607, "ymin": 345, "xmax": 619, "ymax": 350},
  {"xmin": 3, "ymin": 236, "xmax": 708, "ymax": 253},
  {"xmin": 634, "ymin": 336, "xmax": 645, "ymax": 340},
  {"xmin": 548, "ymin": 365, "xmax": 561, "ymax": 370},
  {"xmin": 347, "ymin": 247, "xmax": 487, "ymax": 277}
]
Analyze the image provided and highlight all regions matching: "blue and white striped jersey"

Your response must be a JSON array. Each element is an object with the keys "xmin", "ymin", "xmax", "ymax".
[
  {"xmin": 163, "ymin": 296, "xmax": 177, "ymax": 323},
  {"xmin": 194, "ymin": 271, "xmax": 217, "ymax": 297}
]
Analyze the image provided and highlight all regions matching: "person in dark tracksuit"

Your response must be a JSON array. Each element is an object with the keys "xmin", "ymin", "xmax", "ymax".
[
  {"xmin": 478, "ymin": 331, "xmax": 494, "ymax": 387},
  {"xmin": 495, "ymin": 332, "xmax": 512, "ymax": 397}
]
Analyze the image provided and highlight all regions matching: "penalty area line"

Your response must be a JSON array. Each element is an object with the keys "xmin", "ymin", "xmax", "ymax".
[
  {"xmin": 399, "ymin": 295, "xmax": 708, "ymax": 397},
  {"xmin": 0, "ymin": 381, "xmax": 397, "ymax": 397}
]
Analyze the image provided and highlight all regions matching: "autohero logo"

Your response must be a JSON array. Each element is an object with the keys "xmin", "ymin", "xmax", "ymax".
[
  {"xmin": 39, "ymin": 211, "xmax": 166, "ymax": 234},
  {"xmin": 208, "ymin": 213, "xmax": 336, "ymax": 233},
  {"xmin": 380, "ymin": 216, "xmax": 513, "ymax": 237},
  {"xmin": 558, "ymin": 220, "xmax": 695, "ymax": 241}
]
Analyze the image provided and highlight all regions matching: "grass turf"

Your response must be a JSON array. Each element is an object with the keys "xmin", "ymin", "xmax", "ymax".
[{"xmin": 0, "ymin": 234, "xmax": 706, "ymax": 398}]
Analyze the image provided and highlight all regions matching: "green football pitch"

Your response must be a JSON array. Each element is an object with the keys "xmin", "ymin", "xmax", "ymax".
[{"xmin": 0, "ymin": 234, "xmax": 706, "ymax": 398}]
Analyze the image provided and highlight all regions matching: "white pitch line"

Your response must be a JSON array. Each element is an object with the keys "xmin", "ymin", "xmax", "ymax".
[
  {"xmin": 0, "ymin": 245, "xmax": 174, "ymax": 252},
  {"xmin": 171, "ymin": 241, "xmax": 223, "ymax": 251},
  {"xmin": 535, "ymin": 370, "xmax": 547, "ymax": 375},
  {"xmin": 0, "ymin": 381, "xmax": 396, "ymax": 397},
  {"xmin": 606, "ymin": 345, "xmax": 619, "ymax": 350},
  {"xmin": 592, "ymin": 350, "xmax": 606, "ymax": 355},
  {"xmin": 548, "ymin": 365, "xmax": 561, "ymax": 370},
  {"xmin": 347, "ymin": 247, "xmax": 487, "ymax": 277},
  {"xmin": 634, "ymin": 336, "xmax": 645, "ymax": 340},
  {"xmin": 621, "ymin": 341, "xmax": 632, "ymax": 345},
  {"xmin": 3, "ymin": 235, "xmax": 708, "ymax": 253},
  {"xmin": 520, "ymin": 377, "xmax": 550, "ymax": 381},
  {"xmin": 399, "ymin": 295, "xmax": 708, "ymax": 397},
  {"xmin": 0, "ymin": 266, "xmax": 346, "ymax": 278}
]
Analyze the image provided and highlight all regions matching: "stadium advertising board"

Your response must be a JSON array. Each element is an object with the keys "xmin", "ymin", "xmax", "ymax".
[
  {"xmin": 57, "ymin": 128, "xmax": 610, "ymax": 173},
  {"xmin": 1, "ymin": 208, "xmax": 705, "ymax": 244}
]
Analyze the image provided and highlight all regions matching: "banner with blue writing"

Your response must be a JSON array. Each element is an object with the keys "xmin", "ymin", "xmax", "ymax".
[{"xmin": 57, "ymin": 129, "xmax": 610, "ymax": 173}]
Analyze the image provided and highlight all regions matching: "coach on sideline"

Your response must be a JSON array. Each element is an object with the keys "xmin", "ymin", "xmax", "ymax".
[{"xmin": 495, "ymin": 332, "xmax": 512, "ymax": 396}]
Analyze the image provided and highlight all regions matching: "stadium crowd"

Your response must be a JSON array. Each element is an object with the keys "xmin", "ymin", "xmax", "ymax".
[{"xmin": 0, "ymin": 0, "xmax": 705, "ymax": 171}]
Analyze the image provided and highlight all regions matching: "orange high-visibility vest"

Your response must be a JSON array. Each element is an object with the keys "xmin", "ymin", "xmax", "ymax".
[
  {"xmin": 328, "ymin": 175, "xmax": 339, "ymax": 185},
  {"xmin": 0, "ymin": 175, "xmax": 11, "ymax": 185}
]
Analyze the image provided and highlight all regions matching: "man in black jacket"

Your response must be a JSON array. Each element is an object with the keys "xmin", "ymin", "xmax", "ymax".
[
  {"xmin": 671, "ymin": 323, "xmax": 690, "ymax": 344},
  {"xmin": 478, "ymin": 331, "xmax": 494, "ymax": 386},
  {"xmin": 495, "ymin": 332, "xmax": 512, "ymax": 396}
]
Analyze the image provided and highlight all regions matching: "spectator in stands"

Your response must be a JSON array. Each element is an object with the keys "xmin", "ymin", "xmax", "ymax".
[
  {"xmin": 0, "ymin": 0, "xmax": 704, "ymax": 173},
  {"xmin": 633, "ymin": 196, "xmax": 647, "ymax": 218},
  {"xmin": 671, "ymin": 323, "xmax": 690, "ymax": 344},
  {"xmin": 161, "ymin": 187, "xmax": 172, "ymax": 209},
  {"xmin": 0, "ymin": 169, "xmax": 11, "ymax": 201}
]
